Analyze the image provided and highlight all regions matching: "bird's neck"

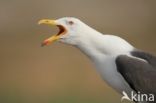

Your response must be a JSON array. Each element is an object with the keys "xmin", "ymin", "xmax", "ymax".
[{"xmin": 76, "ymin": 27, "xmax": 134, "ymax": 60}]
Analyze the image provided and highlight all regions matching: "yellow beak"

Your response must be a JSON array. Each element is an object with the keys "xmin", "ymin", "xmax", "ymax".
[{"xmin": 38, "ymin": 19, "xmax": 60, "ymax": 46}]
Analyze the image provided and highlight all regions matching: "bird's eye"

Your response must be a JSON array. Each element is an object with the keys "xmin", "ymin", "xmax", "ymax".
[{"xmin": 68, "ymin": 21, "xmax": 74, "ymax": 25}]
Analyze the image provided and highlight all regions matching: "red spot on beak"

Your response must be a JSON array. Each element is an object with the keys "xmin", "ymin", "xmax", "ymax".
[{"xmin": 41, "ymin": 40, "xmax": 49, "ymax": 47}]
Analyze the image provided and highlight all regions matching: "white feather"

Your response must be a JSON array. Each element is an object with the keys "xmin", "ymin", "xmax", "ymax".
[{"xmin": 57, "ymin": 17, "xmax": 135, "ymax": 95}]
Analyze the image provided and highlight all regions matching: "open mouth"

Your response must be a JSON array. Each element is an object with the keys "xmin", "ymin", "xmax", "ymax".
[
  {"xmin": 56, "ymin": 25, "xmax": 67, "ymax": 36},
  {"xmin": 38, "ymin": 19, "xmax": 67, "ymax": 46}
]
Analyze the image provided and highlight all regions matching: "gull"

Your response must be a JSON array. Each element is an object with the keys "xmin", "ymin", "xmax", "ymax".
[{"xmin": 38, "ymin": 17, "xmax": 156, "ymax": 103}]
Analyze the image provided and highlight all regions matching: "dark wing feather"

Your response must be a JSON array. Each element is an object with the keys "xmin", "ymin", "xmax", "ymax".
[
  {"xmin": 131, "ymin": 50, "xmax": 156, "ymax": 67},
  {"xmin": 116, "ymin": 51, "xmax": 156, "ymax": 96}
]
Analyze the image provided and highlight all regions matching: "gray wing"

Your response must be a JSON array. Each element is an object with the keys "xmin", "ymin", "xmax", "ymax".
[{"xmin": 116, "ymin": 50, "xmax": 156, "ymax": 95}]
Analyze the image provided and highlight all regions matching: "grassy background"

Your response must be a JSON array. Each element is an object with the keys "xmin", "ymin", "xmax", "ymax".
[{"xmin": 0, "ymin": 0, "xmax": 156, "ymax": 103}]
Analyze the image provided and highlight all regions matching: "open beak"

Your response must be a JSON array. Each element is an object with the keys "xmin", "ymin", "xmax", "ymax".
[{"xmin": 38, "ymin": 19, "xmax": 67, "ymax": 46}]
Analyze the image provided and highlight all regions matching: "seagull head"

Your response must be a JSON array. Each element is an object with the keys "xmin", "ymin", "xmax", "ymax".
[
  {"xmin": 38, "ymin": 17, "xmax": 134, "ymax": 57},
  {"xmin": 38, "ymin": 17, "xmax": 86, "ymax": 46}
]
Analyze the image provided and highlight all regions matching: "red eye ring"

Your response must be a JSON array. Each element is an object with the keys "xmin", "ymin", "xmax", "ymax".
[{"xmin": 68, "ymin": 21, "xmax": 74, "ymax": 25}]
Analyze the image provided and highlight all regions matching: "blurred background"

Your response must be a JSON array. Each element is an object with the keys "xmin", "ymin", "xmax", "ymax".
[{"xmin": 0, "ymin": 0, "xmax": 156, "ymax": 103}]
